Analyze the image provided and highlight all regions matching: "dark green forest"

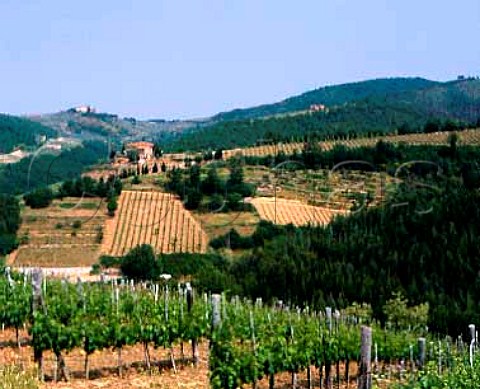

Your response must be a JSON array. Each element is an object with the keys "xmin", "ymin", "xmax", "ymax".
[{"xmin": 0, "ymin": 114, "xmax": 57, "ymax": 154}]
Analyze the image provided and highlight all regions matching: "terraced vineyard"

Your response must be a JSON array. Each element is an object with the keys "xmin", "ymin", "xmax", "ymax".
[
  {"xmin": 103, "ymin": 190, "xmax": 208, "ymax": 256},
  {"xmin": 250, "ymin": 197, "xmax": 347, "ymax": 226},
  {"xmin": 13, "ymin": 198, "xmax": 107, "ymax": 267},
  {"xmin": 223, "ymin": 128, "xmax": 480, "ymax": 158}
]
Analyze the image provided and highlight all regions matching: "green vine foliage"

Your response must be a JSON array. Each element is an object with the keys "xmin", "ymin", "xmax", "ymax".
[
  {"xmin": 1, "ymin": 274, "xmax": 474, "ymax": 389},
  {"xmin": 395, "ymin": 358, "xmax": 480, "ymax": 389}
]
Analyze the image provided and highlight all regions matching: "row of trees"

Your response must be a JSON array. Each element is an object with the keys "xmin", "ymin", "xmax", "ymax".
[
  {"xmin": 24, "ymin": 175, "xmax": 123, "ymax": 215},
  {"xmin": 101, "ymin": 245, "xmax": 231, "ymax": 293},
  {"xmin": 244, "ymin": 138, "xmax": 478, "ymax": 183},
  {"xmin": 58, "ymin": 175, "xmax": 122, "ymax": 199}
]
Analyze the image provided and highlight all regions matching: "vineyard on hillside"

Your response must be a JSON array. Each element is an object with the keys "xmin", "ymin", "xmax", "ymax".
[
  {"xmin": 246, "ymin": 166, "xmax": 397, "ymax": 211},
  {"xmin": 12, "ymin": 198, "xmax": 106, "ymax": 267},
  {"xmin": 223, "ymin": 128, "xmax": 480, "ymax": 159},
  {"xmin": 103, "ymin": 190, "xmax": 208, "ymax": 256},
  {"xmin": 250, "ymin": 197, "xmax": 347, "ymax": 226}
]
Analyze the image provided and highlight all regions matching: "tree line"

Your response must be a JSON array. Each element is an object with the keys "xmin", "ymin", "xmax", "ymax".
[{"xmin": 24, "ymin": 175, "xmax": 123, "ymax": 216}]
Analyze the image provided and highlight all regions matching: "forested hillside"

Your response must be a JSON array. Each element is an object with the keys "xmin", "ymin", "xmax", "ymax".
[
  {"xmin": 0, "ymin": 140, "xmax": 108, "ymax": 195},
  {"xmin": 166, "ymin": 78, "xmax": 480, "ymax": 152},
  {"xmin": 0, "ymin": 114, "xmax": 56, "ymax": 153},
  {"xmin": 212, "ymin": 77, "xmax": 438, "ymax": 121}
]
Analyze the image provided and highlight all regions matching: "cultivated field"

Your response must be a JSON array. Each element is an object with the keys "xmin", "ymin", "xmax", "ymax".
[
  {"xmin": 223, "ymin": 128, "xmax": 480, "ymax": 158},
  {"xmin": 194, "ymin": 211, "xmax": 261, "ymax": 240},
  {"xmin": 12, "ymin": 198, "xmax": 107, "ymax": 267},
  {"xmin": 103, "ymin": 190, "xmax": 209, "ymax": 256},
  {"xmin": 245, "ymin": 166, "xmax": 397, "ymax": 211},
  {"xmin": 250, "ymin": 197, "xmax": 347, "ymax": 226}
]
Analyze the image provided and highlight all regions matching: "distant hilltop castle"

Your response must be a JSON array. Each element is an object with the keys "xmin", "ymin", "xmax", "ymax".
[
  {"xmin": 309, "ymin": 103, "xmax": 328, "ymax": 113},
  {"xmin": 71, "ymin": 105, "xmax": 96, "ymax": 114}
]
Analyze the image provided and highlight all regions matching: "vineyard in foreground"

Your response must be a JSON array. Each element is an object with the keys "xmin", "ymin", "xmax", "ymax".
[
  {"xmin": 103, "ymin": 190, "xmax": 208, "ymax": 256},
  {"xmin": 223, "ymin": 128, "xmax": 480, "ymax": 159},
  {"xmin": 1, "ymin": 273, "xmax": 478, "ymax": 389},
  {"xmin": 250, "ymin": 197, "xmax": 347, "ymax": 226}
]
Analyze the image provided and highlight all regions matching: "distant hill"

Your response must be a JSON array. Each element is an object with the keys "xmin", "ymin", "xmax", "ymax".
[
  {"xmin": 0, "ymin": 114, "xmax": 57, "ymax": 154},
  {"xmin": 211, "ymin": 77, "xmax": 439, "ymax": 122},
  {"xmin": 29, "ymin": 109, "xmax": 204, "ymax": 147},
  {"xmin": 166, "ymin": 78, "xmax": 480, "ymax": 152},
  {"xmin": 407, "ymin": 78, "xmax": 480, "ymax": 121}
]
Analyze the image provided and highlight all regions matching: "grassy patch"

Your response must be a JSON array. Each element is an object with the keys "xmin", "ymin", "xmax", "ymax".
[
  {"xmin": 58, "ymin": 202, "xmax": 99, "ymax": 210},
  {"xmin": 0, "ymin": 365, "xmax": 38, "ymax": 389}
]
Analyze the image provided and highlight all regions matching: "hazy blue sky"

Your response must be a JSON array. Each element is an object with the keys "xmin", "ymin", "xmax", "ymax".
[{"xmin": 1, "ymin": 0, "xmax": 479, "ymax": 119}]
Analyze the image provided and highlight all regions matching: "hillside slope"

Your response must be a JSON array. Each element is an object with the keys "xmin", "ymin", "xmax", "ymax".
[
  {"xmin": 211, "ymin": 77, "xmax": 438, "ymax": 122},
  {"xmin": 0, "ymin": 114, "xmax": 57, "ymax": 154},
  {"xmin": 30, "ymin": 110, "xmax": 203, "ymax": 145},
  {"xmin": 167, "ymin": 78, "xmax": 480, "ymax": 152}
]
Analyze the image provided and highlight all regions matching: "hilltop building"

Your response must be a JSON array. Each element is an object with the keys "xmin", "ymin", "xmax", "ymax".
[
  {"xmin": 74, "ymin": 105, "xmax": 96, "ymax": 114},
  {"xmin": 309, "ymin": 104, "xmax": 328, "ymax": 113}
]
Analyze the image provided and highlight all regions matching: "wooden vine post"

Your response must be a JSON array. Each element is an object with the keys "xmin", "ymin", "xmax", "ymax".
[
  {"xmin": 358, "ymin": 326, "xmax": 372, "ymax": 389},
  {"xmin": 469, "ymin": 324, "xmax": 476, "ymax": 368},
  {"xmin": 250, "ymin": 310, "xmax": 258, "ymax": 389},
  {"xmin": 186, "ymin": 284, "xmax": 199, "ymax": 366},
  {"xmin": 324, "ymin": 307, "xmax": 332, "ymax": 389},
  {"xmin": 211, "ymin": 294, "xmax": 221, "ymax": 329},
  {"xmin": 418, "ymin": 337, "xmax": 426, "ymax": 369},
  {"xmin": 31, "ymin": 269, "xmax": 45, "ymax": 381}
]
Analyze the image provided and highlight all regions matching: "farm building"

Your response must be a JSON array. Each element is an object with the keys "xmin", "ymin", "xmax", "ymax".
[{"xmin": 126, "ymin": 141, "xmax": 155, "ymax": 160}]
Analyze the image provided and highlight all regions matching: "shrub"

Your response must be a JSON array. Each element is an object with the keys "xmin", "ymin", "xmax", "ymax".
[
  {"xmin": 99, "ymin": 255, "xmax": 120, "ymax": 268},
  {"xmin": 107, "ymin": 196, "xmax": 118, "ymax": 216},
  {"xmin": 90, "ymin": 263, "xmax": 101, "ymax": 275},
  {"xmin": 120, "ymin": 244, "xmax": 159, "ymax": 280},
  {"xmin": 24, "ymin": 187, "xmax": 54, "ymax": 209},
  {"xmin": 72, "ymin": 220, "xmax": 82, "ymax": 229},
  {"xmin": 19, "ymin": 232, "xmax": 30, "ymax": 245},
  {"xmin": 95, "ymin": 230, "xmax": 103, "ymax": 243}
]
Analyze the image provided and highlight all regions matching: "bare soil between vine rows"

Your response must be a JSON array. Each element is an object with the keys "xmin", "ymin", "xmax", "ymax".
[{"xmin": 0, "ymin": 329, "xmax": 395, "ymax": 389}]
